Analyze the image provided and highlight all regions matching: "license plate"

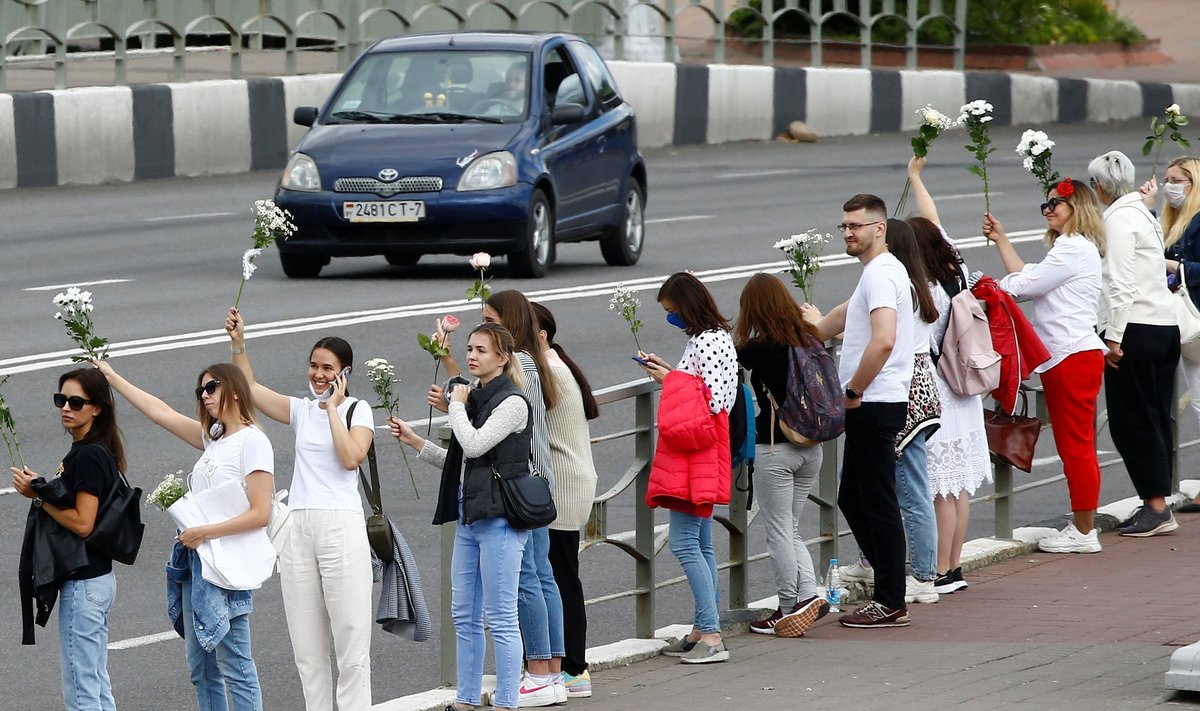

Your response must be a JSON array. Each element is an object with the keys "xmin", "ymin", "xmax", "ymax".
[{"xmin": 343, "ymin": 201, "xmax": 425, "ymax": 223}]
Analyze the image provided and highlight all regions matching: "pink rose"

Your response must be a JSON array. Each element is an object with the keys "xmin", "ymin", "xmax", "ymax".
[
  {"xmin": 440, "ymin": 314, "xmax": 460, "ymax": 334},
  {"xmin": 469, "ymin": 252, "xmax": 492, "ymax": 270}
]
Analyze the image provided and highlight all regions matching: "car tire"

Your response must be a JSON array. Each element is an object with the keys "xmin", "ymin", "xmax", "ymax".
[
  {"xmin": 279, "ymin": 253, "xmax": 327, "ymax": 279},
  {"xmin": 601, "ymin": 180, "xmax": 645, "ymax": 267},
  {"xmin": 509, "ymin": 189, "xmax": 554, "ymax": 279},
  {"xmin": 385, "ymin": 253, "xmax": 421, "ymax": 266}
]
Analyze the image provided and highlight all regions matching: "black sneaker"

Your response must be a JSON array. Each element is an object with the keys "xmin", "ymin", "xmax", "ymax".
[
  {"xmin": 749, "ymin": 607, "xmax": 784, "ymax": 635},
  {"xmin": 952, "ymin": 567, "xmax": 968, "ymax": 591},
  {"xmin": 1118, "ymin": 505, "xmax": 1145, "ymax": 529},
  {"xmin": 933, "ymin": 571, "xmax": 958, "ymax": 594},
  {"xmin": 1118, "ymin": 506, "xmax": 1179, "ymax": 537}
]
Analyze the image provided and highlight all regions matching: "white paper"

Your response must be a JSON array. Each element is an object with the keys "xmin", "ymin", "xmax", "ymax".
[{"xmin": 165, "ymin": 480, "xmax": 276, "ymax": 591}]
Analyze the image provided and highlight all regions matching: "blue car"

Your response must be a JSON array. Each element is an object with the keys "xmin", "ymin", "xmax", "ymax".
[{"xmin": 275, "ymin": 31, "xmax": 647, "ymax": 278}]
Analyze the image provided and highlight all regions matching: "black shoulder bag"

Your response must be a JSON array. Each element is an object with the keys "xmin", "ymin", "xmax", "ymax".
[
  {"xmin": 492, "ymin": 459, "xmax": 556, "ymax": 530},
  {"xmin": 85, "ymin": 460, "xmax": 145, "ymax": 566},
  {"xmin": 347, "ymin": 401, "xmax": 395, "ymax": 563}
]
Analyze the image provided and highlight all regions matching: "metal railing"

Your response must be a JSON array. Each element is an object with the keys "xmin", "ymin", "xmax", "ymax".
[{"xmin": 0, "ymin": 0, "xmax": 968, "ymax": 90}]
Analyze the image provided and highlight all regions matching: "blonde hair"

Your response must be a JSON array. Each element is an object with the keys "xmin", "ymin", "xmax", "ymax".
[
  {"xmin": 1045, "ymin": 179, "xmax": 1107, "ymax": 257},
  {"xmin": 196, "ymin": 363, "xmax": 257, "ymax": 437},
  {"xmin": 470, "ymin": 322, "xmax": 524, "ymax": 388},
  {"xmin": 1163, "ymin": 157, "xmax": 1200, "ymax": 249}
]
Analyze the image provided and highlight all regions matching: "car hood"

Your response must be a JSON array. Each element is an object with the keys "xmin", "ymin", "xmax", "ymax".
[{"xmin": 298, "ymin": 123, "xmax": 524, "ymax": 178}]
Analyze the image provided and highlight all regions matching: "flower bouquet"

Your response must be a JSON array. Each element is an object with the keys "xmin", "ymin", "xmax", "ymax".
[
  {"xmin": 774, "ymin": 230, "xmax": 831, "ymax": 303},
  {"xmin": 959, "ymin": 99, "xmax": 996, "ymax": 214},
  {"xmin": 147, "ymin": 470, "xmax": 187, "ymax": 511},
  {"xmin": 418, "ymin": 315, "xmax": 459, "ymax": 436},
  {"xmin": 234, "ymin": 200, "xmax": 296, "ymax": 309},
  {"xmin": 0, "ymin": 376, "xmax": 25, "ymax": 468},
  {"xmin": 1143, "ymin": 103, "xmax": 1190, "ymax": 180},
  {"xmin": 52, "ymin": 287, "xmax": 109, "ymax": 362},
  {"xmin": 1016, "ymin": 129, "xmax": 1061, "ymax": 196},
  {"xmin": 609, "ymin": 285, "xmax": 644, "ymax": 354},
  {"xmin": 365, "ymin": 358, "xmax": 419, "ymax": 498},
  {"xmin": 895, "ymin": 105, "xmax": 956, "ymax": 215}
]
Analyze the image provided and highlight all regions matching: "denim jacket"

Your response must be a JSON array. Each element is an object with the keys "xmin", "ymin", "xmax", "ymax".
[{"xmin": 166, "ymin": 541, "xmax": 253, "ymax": 652}]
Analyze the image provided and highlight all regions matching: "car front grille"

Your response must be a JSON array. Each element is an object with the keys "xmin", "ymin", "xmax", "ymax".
[{"xmin": 334, "ymin": 176, "xmax": 443, "ymax": 197}]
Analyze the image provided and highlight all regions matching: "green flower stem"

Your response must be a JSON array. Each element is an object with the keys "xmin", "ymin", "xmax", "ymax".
[
  {"xmin": 2, "ymin": 428, "xmax": 23, "ymax": 469},
  {"xmin": 234, "ymin": 277, "xmax": 247, "ymax": 310},
  {"xmin": 426, "ymin": 358, "xmax": 442, "ymax": 437},
  {"xmin": 399, "ymin": 443, "xmax": 419, "ymax": 499},
  {"xmin": 1152, "ymin": 139, "xmax": 1164, "ymax": 181},
  {"xmin": 894, "ymin": 178, "xmax": 912, "ymax": 217},
  {"xmin": 982, "ymin": 167, "xmax": 991, "ymax": 215}
]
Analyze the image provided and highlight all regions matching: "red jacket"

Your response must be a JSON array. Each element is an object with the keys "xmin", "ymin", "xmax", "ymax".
[
  {"xmin": 646, "ymin": 371, "xmax": 731, "ymax": 517},
  {"xmin": 971, "ymin": 276, "xmax": 1051, "ymax": 415}
]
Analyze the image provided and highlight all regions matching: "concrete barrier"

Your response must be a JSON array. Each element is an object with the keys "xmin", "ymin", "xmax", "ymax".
[{"xmin": 1, "ymin": 64, "xmax": 1196, "ymax": 189}]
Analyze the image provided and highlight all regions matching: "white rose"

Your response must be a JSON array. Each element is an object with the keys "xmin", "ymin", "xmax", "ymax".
[
  {"xmin": 1167, "ymin": 103, "xmax": 1181, "ymax": 116},
  {"xmin": 469, "ymin": 252, "xmax": 492, "ymax": 269}
]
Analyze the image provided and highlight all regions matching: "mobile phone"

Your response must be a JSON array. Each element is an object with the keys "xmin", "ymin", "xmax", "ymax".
[
  {"xmin": 339, "ymin": 366, "xmax": 352, "ymax": 379},
  {"xmin": 631, "ymin": 356, "xmax": 650, "ymax": 366},
  {"xmin": 1168, "ymin": 272, "xmax": 1181, "ymax": 291}
]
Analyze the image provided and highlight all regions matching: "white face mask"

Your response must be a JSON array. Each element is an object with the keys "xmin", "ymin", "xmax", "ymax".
[
  {"xmin": 1164, "ymin": 181, "xmax": 1190, "ymax": 208},
  {"xmin": 308, "ymin": 381, "xmax": 333, "ymax": 402}
]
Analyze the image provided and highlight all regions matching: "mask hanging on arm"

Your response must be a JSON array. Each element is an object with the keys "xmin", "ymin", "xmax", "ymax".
[{"xmin": 666, "ymin": 312, "xmax": 687, "ymax": 330}]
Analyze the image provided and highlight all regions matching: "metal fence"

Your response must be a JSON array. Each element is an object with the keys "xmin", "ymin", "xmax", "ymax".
[{"xmin": 0, "ymin": 0, "xmax": 967, "ymax": 90}]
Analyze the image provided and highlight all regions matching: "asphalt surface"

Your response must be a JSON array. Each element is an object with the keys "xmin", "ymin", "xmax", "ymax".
[{"xmin": 0, "ymin": 119, "xmax": 1185, "ymax": 709}]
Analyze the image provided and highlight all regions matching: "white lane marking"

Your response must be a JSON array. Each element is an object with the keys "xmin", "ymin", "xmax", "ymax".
[
  {"xmin": 936, "ymin": 192, "xmax": 1005, "ymax": 201},
  {"xmin": 143, "ymin": 212, "xmax": 236, "ymax": 223},
  {"xmin": 24, "ymin": 279, "xmax": 133, "ymax": 292},
  {"xmin": 0, "ymin": 229, "xmax": 1044, "ymax": 377},
  {"xmin": 108, "ymin": 631, "xmax": 180, "ymax": 651},
  {"xmin": 645, "ymin": 215, "xmax": 712, "ymax": 225},
  {"xmin": 717, "ymin": 169, "xmax": 802, "ymax": 179}
]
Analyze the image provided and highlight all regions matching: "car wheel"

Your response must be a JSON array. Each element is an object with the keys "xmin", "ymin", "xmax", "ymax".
[
  {"xmin": 385, "ymin": 254, "xmax": 421, "ymax": 266},
  {"xmin": 509, "ymin": 189, "xmax": 554, "ymax": 278},
  {"xmin": 279, "ymin": 253, "xmax": 327, "ymax": 279},
  {"xmin": 601, "ymin": 180, "xmax": 645, "ymax": 266}
]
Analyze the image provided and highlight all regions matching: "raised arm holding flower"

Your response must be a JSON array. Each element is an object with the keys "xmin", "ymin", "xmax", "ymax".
[
  {"xmin": 234, "ymin": 200, "xmax": 296, "ymax": 309},
  {"xmin": 960, "ymin": 99, "xmax": 996, "ymax": 214}
]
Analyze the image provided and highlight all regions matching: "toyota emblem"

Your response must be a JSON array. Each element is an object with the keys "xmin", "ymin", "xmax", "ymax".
[{"xmin": 378, "ymin": 168, "xmax": 399, "ymax": 182}]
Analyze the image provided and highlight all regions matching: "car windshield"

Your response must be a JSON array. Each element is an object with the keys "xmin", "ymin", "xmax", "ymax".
[{"xmin": 328, "ymin": 50, "xmax": 531, "ymax": 124}]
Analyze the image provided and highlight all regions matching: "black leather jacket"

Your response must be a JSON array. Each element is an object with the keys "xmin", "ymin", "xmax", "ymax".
[{"xmin": 19, "ymin": 477, "xmax": 89, "ymax": 645}]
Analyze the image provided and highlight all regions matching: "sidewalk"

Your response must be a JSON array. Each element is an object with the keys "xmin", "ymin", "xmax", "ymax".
[{"xmin": 567, "ymin": 511, "xmax": 1200, "ymax": 710}]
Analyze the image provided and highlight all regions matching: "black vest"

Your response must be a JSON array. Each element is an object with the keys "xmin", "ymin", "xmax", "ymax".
[{"xmin": 432, "ymin": 373, "xmax": 533, "ymax": 525}]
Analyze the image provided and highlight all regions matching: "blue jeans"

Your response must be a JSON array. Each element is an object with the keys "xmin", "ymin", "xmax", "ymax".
[
  {"xmin": 452, "ymin": 517, "xmax": 528, "ymax": 709},
  {"xmin": 182, "ymin": 576, "xmax": 262, "ymax": 711},
  {"xmin": 896, "ymin": 434, "xmax": 937, "ymax": 581},
  {"xmin": 668, "ymin": 510, "xmax": 720, "ymax": 633},
  {"xmin": 59, "ymin": 572, "xmax": 117, "ymax": 711},
  {"xmin": 518, "ymin": 526, "xmax": 565, "ymax": 660}
]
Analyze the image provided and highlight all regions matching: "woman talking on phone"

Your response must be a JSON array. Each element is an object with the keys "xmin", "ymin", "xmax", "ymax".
[
  {"xmin": 97, "ymin": 360, "xmax": 273, "ymax": 710},
  {"xmin": 226, "ymin": 308, "xmax": 377, "ymax": 711}
]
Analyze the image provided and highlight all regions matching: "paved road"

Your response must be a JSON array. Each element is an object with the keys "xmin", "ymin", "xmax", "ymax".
[{"xmin": 0, "ymin": 120, "xmax": 1187, "ymax": 708}]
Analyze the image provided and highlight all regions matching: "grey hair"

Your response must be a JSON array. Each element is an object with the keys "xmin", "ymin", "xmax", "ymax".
[{"xmin": 1088, "ymin": 150, "xmax": 1136, "ymax": 198}]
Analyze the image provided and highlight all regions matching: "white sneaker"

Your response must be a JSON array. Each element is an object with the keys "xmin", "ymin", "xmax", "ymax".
[
  {"xmin": 1038, "ymin": 523, "xmax": 1101, "ymax": 553},
  {"xmin": 552, "ymin": 674, "xmax": 567, "ymax": 705},
  {"xmin": 840, "ymin": 559, "xmax": 875, "ymax": 584},
  {"xmin": 517, "ymin": 673, "xmax": 559, "ymax": 708},
  {"xmin": 904, "ymin": 575, "xmax": 940, "ymax": 604}
]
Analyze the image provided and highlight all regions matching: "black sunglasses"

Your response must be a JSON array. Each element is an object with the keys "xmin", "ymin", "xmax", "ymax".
[
  {"xmin": 54, "ymin": 393, "xmax": 94, "ymax": 411},
  {"xmin": 1040, "ymin": 197, "xmax": 1069, "ymax": 214},
  {"xmin": 194, "ymin": 379, "xmax": 220, "ymax": 401}
]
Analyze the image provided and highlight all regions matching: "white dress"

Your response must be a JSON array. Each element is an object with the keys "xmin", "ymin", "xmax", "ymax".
[{"xmin": 926, "ymin": 232, "xmax": 992, "ymax": 498}]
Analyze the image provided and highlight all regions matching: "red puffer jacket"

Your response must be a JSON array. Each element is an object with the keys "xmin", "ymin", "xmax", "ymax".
[
  {"xmin": 971, "ymin": 276, "xmax": 1051, "ymax": 415},
  {"xmin": 646, "ymin": 370, "xmax": 731, "ymax": 517}
]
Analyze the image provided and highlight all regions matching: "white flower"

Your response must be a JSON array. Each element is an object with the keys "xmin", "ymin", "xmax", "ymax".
[
  {"xmin": 469, "ymin": 252, "xmax": 492, "ymax": 270},
  {"xmin": 1167, "ymin": 103, "xmax": 1182, "ymax": 116},
  {"xmin": 1030, "ymin": 142, "xmax": 1047, "ymax": 156},
  {"xmin": 1022, "ymin": 157, "xmax": 1035, "ymax": 172},
  {"xmin": 54, "ymin": 312, "xmax": 63, "ymax": 320},
  {"xmin": 242, "ymin": 248, "xmax": 263, "ymax": 281}
]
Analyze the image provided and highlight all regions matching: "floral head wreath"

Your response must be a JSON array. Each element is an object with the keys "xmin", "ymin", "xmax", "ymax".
[{"xmin": 1055, "ymin": 178, "xmax": 1076, "ymax": 199}]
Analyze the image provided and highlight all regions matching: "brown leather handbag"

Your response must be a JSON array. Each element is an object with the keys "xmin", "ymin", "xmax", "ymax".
[{"xmin": 983, "ymin": 390, "xmax": 1042, "ymax": 473}]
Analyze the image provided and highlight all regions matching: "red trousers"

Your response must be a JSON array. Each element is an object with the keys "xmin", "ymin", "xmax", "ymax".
[{"xmin": 1039, "ymin": 350, "xmax": 1104, "ymax": 511}]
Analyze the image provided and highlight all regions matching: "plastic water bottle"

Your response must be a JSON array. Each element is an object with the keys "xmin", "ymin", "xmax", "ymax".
[{"xmin": 825, "ymin": 558, "xmax": 842, "ymax": 612}]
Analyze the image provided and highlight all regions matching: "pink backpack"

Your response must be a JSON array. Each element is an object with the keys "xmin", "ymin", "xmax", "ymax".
[{"xmin": 936, "ymin": 290, "xmax": 1001, "ymax": 396}]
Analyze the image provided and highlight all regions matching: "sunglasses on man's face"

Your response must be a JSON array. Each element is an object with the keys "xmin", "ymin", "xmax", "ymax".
[
  {"xmin": 195, "ymin": 379, "xmax": 220, "ymax": 401},
  {"xmin": 1040, "ymin": 196, "xmax": 1069, "ymax": 215},
  {"xmin": 54, "ymin": 393, "xmax": 94, "ymax": 411}
]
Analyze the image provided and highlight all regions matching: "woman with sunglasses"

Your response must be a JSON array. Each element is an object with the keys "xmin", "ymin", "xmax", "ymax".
[
  {"xmin": 96, "ymin": 360, "xmax": 273, "ymax": 710},
  {"xmin": 14, "ymin": 368, "xmax": 126, "ymax": 710},
  {"xmin": 225, "ymin": 308, "xmax": 376, "ymax": 711},
  {"xmin": 983, "ymin": 179, "xmax": 1107, "ymax": 553},
  {"xmin": 1152, "ymin": 157, "xmax": 1200, "ymax": 513},
  {"xmin": 388, "ymin": 323, "xmax": 532, "ymax": 711}
]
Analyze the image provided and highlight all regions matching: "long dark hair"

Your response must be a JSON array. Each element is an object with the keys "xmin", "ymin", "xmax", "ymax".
[
  {"xmin": 885, "ymin": 218, "xmax": 938, "ymax": 324},
  {"xmin": 59, "ymin": 368, "xmax": 126, "ymax": 473},
  {"xmin": 657, "ymin": 272, "xmax": 731, "ymax": 336},
  {"xmin": 485, "ymin": 290, "xmax": 557, "ymax": 410},
  {"xmin": 734, "ymin": 273, "xmax": 821, "ymax": 348},
  {"xmin": 531, "ymin": 302, "xmax": 600, "ymax": 420},
  {"xmin": 310, "ymin": 336, "xmax": 354, "ymax": 393},
  {"xmin": 907, "ymin": 216, "xmax": 964, "ymax": 288}
]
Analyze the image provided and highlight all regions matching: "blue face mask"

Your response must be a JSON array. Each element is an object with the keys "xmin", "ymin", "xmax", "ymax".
[{"xmin": 666, "ymin": 311, "xmax": 687, "ymax": 330}]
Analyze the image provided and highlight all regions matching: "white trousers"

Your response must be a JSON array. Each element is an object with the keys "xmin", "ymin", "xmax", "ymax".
[{"xmin": 280, "ymin": 509, "xmax": 374, "ymax": 711}]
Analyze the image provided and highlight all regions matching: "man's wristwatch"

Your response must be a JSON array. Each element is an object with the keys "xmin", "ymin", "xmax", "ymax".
[
  {"xmin": 32, "ymin": 498, "xmax": 42, "ymax": 508},
  {"xmin": 844, "ymin": 386, "xmax": 862, "ymax": 400}
]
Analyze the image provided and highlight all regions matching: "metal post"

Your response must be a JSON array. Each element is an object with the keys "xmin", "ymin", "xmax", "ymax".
[
  {"xmin": 993, "ymin": 460, "xmax": 1013, "ymax": 539},
  {"xmin": 634, "ymin": 390, "xmax": 656, "ymax": 638},
  {"xmin": 439, "ymin": 521, "xmax": 456, "ymax": 686},
  {"xmin": 953, "ymin": 0, "xmax": 967, "ymax": 71},
  {"xmin": 1172, "ymin": 371, "xmax": 1183, "ymax": 492},
  {"xmin": 817, "ymin": 438, "xmax": 839, "ymax": 572},
  {"xmin": 727, "ymin": 462, "xmax": 748, "ymax": 610},
  {"xmin": 760, "ymin": 0, "xmax": 774, "ymax": 66}
]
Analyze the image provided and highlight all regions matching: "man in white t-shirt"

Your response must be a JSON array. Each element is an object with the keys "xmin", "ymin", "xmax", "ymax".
[{"xmin": 803, "ymin": 193, "xmax": 914, "ymax": 628}]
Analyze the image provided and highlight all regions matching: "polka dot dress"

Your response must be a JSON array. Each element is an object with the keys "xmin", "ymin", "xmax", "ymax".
[{"xmin": 676, "ymin": 329, "xmax": 739, "ymax": 414}]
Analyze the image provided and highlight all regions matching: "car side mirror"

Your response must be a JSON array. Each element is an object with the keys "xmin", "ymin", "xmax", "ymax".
[
  {"xmin": 550, "ymin": 103, "xmax": 585, "ymax": 126},
  {"xmin": 294, "ymin": 106, "xmax": 318, "ymax": 128}
]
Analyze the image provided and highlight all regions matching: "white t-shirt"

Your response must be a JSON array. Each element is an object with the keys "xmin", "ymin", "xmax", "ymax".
[
  {"xmin": 189, "ymin": 425, "xmax": 274, "ymax": 493},
  {"xmin": 288, "ymin": 396, "xmax": 376, "ymax": 511},
  {"xmin": 839, "ymin": 252, "xmax": 915, "ymax": 403}
]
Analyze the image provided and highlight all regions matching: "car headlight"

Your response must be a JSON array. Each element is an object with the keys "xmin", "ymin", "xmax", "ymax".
[
  {"xmin": 281, "ymin": 153, "xmax": 321, "ymax": 192},
  {"xmin": 457, "ymin": 151, "xmax": 517, "ymax": 191}
]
